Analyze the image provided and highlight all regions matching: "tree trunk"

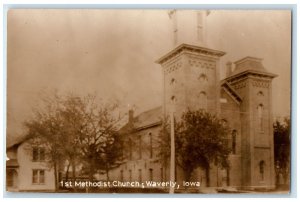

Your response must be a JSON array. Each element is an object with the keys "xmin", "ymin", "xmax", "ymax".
[
  {"xmin": 183, "ymin": 168, "xmax": 193, "ymax": 190},
  {"xmin": 106, "ymin": 163, "xmax": 110, "ymax": 181},
  {"xmin": 65, "ymin": 162, "xmax": 70, "ymax": 182},
  {"xmin": 72, "ymin": 161, "xmax": 77, "ymax": 192},
  {"xmin": 205, "ymin": 166, "xmax": 210, "ymax": 187},
  {"xmin": 54, "ymin": 161, "xmax": 58, "ymax": 191}
]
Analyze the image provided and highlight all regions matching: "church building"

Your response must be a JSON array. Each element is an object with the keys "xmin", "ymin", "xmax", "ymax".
[{"xmin": 109, "ymin": 10, "xmax": 277, "ymax": 191}]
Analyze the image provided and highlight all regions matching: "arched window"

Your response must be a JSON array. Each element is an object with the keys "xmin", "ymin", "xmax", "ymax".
[
  {"xmin": 257, "ymin": 91, "xmax": 264, "ymax": 96},
  {"xmin": 170, "ymin": 78, "xmax": 176, "ymax": 85},
  {"xmin": 129, "ymin": 170, "xmax": 132, "ymax": 181},
  {"xmin": 232, "ymin": 130, "xmax": 237, "ymax": 154},
  {"xmin": 259, "ymin": 160, "xmax": 265, "ymax": 181},
  {"xmin": 171, "ymin": 95, "xmax": 176, "ymax": 104},
  {"xmin": 258, "ymin": 104, "xmax": 264, "ymax": 131},
  {"xmin": 149, "ymin": 168, "xmax": 153, "ymax": 181},
  {"xmin": 120, "ymin": 170, "xmax": 124, "ymax": 181},
  {"xmin": 198, "ymin": 73, "xmax": 208, "ymax": 82},
  {"xmin": 128, "ymin": 139, "xmax": 132, "ymax": 160},
  {"xmin": 149, "ymin": 133, "xmax": 153, "ymax": 159},
  {"xmin": 138, "ymin": 136, "xmax": 142, "ymax": 160},
  {"xmin": 199, "ymin": 91, "xmax": 207, "ymax": 110}
]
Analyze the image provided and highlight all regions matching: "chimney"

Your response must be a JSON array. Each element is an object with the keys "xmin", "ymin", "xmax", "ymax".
[
  {"xmin": 128, "ymin": 109, "xmax": 134, "ymax": 123},
  {"xmin": 226, "ymin": 61, "xmax": 232, "ymax": 77}
]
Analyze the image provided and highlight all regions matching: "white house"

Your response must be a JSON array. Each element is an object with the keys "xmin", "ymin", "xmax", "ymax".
[{"xmin": 6, "ymin": 136, "xmax": 55, "ymax": 192}]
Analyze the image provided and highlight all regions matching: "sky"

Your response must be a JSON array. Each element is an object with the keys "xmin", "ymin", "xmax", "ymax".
[{"xmin": 6, "ymin": 9, "xmax": 291, "ymax": 141}]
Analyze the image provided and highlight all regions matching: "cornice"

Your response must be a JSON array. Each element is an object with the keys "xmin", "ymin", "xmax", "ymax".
[{"xmin": 156, "ymin": 43, "xmax": 226, "ymax": 65}]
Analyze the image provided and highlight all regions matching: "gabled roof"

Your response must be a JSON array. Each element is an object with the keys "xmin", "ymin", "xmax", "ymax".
[
  {"xmin": 6, "ymin": 135, "xmax": 31, "ymax": 149},
  {"xmin": 133, "ymin": 106, "xmax": 162, "ymax": 129}
]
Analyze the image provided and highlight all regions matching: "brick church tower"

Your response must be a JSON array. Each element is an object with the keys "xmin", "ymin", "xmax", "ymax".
[{"xmin": 224, "ymin": 57, "xmax": 277, "ymax": 189}]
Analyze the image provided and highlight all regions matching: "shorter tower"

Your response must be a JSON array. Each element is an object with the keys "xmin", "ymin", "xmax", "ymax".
[{"xmin": 225, "ymin": 57, "xmax": 277, "ymax": 189}]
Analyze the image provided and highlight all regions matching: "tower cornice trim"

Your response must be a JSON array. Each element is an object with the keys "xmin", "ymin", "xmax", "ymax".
[
  {"xmin": 225, "ymin": 70, "xmax": 277, "ymax": 83},
  {"xmin": 155, "ymin": 43, "xmax": 226, "ymax": 65}
]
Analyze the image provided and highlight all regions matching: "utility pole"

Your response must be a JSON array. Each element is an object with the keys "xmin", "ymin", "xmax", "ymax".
[{"xmin": 169, "ymin": 105, "xmax": 175, "ymax": 194}]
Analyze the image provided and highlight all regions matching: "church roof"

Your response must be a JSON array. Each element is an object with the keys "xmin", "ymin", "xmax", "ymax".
[
  {"xmin": 120, "ymin": 106, "xmax": 162, "ymax": 133},
  {"xmin": 132, "ymin": 106, "xmax": 162, "ymax": 129}
]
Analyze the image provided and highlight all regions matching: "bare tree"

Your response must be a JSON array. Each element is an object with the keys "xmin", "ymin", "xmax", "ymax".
[{"xmin": 24, "ymin": 92, "xmax": 124, "ymax": 191}]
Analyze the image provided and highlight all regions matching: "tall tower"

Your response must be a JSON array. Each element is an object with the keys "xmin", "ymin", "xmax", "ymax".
[
  {"xmin": 156, "ymin": 10, "xmax": 225, "ymax": 119},
  {"xmin": 225, "ymin": 57, "xmax": 277, "ymax": 189}
]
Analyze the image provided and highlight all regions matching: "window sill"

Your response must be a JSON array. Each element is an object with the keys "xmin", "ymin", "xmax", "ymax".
[{"xmin": 32, "ymin": 183, "xmax": 45, "ymax": 185}]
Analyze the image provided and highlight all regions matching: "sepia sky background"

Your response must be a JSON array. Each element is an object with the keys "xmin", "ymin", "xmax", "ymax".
[{"xmin": 7, "ymin": 9, "xmax": 291, "ymax": 141}]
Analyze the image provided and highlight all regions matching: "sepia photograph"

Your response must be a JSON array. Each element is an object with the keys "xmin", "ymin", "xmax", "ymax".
[{"xmin": 6, "ymin": 9, "xmax": 291, "ymax": 194}]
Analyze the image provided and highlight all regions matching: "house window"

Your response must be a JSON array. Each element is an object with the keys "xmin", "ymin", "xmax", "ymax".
[
  {"xmin": 232, "ymin": 130, "xmax": 237, "ymax": 154},
  {"xmin": 149, "ymin": 169, "xmax": 153, "ymax": 181},
  {"xmin": 32, "ymin": 169, "xmax": 45, "ymax": 184},
  {"xmin": 149, "ymin": 133, "xmax": 153, "ymax": 158},
  {"xmin": 199, "ymin": 91, "xmax": 207, "ymax": 110},
  {"xmin": 32, "ymin": 147, "xmax": 45, "ymax": 162},
  {"xmin": 6, "ymin": 169, "xmax": 16, "ymax": 187},
  {"xmin": 259, "ymin": 161, "xmax": 265, "ymax": 181},
  {"xmin": 258, "ymin": 104, "xmax": 264, "ymax": 131}
]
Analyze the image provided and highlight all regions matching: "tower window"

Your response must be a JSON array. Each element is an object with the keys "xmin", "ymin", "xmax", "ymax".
[
  {"xmin": 199, "ymin": 91, "xmax": 207, "ymax": 110},
  {"xmin": 171, "ymin": 95, "xmax": 176, "ymax": 104},
  {"xmin": 198, "ymin": 73, "xmax": 208, "ymax": 82},
  {"xmin": 232, "ymin": 130, "xmax": 237, "ymax": 154},
  {"xmin": 257, "ymin": 91, "xmax": 264, "ymax": 96},
  {"xmin": 258, "ymin": 104, "xmax": 264, "ymax": 131},
  {"xmin": 170, "ymin": 78, "xmax": 176, "ymax": 85},
  {"xmin": 259, "ymin": 161, "xmax": 265, "ymax": 181}
]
